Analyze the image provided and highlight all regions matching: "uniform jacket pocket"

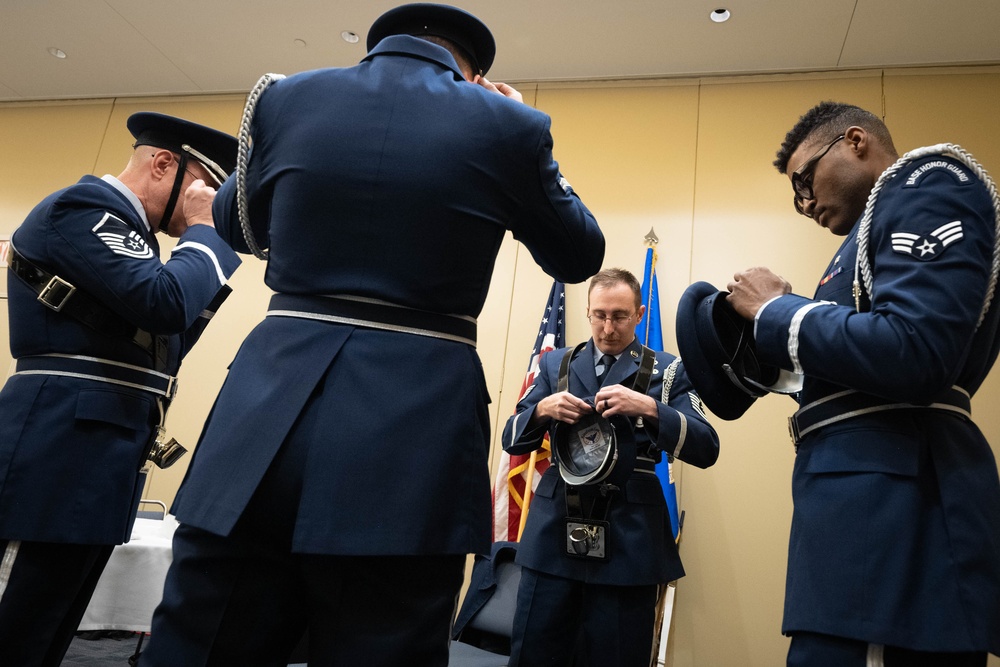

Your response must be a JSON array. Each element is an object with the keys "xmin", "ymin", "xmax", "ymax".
[{"xmin": 75, "ymin": 389, "xmax": 153, "ymax": 432}]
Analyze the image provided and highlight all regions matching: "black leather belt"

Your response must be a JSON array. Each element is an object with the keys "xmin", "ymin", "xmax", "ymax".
[
  {"xmin": 15, "ymin": 354, "xmax": 177, "ymax": 400},
  {"xmin": 634, "ymin": 455, "xmax": 658, "ymax": 475},
  {"xmin": 788, "ymin": 386, "xmax": 972, "ymax": 446},
  {"xmin": 267, "ymin": 293, "xmax": 477, "ymax": 346},
  {"xmin": 6, "ymin": 243, "xmax": 167, "ymax": 370}
]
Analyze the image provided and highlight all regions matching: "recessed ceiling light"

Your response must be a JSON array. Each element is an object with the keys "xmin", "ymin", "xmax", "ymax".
[
  {"xmin": 710, "ymin": 8, "xmax": 731, "ymax": 23},
  {"xmin": 47, "ymin": 47, "xmax": 67, "ymax": 59},
  {"xmin": 341, "ymin": 31, "xmax": 360, "ymax": 44}
]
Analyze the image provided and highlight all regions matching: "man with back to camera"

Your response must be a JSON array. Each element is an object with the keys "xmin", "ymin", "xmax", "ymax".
[
  {"xmin": 0, "ymin": 112, "xmax": 239, "ymax": 666},
  {"xmin": 502, "ymin": 268, "xmax": 719, "ymax": 666},
  {"xmin": 727, "ymin": 101, "xmax": 1000, "ymax": 666},
  {"xmin": 142, "ymin": 3, "xmax": 604, "ymax": 665}
]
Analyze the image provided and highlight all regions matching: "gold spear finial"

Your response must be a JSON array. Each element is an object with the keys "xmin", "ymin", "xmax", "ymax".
[{"xmin": 644, "ymin": 227, "xmax": 659, "ymax": 246}]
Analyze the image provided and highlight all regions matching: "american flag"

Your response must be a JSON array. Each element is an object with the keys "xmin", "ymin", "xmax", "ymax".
[{"xmin": 491, "ymin": 280, "xmax": 565, "ymax": 542}]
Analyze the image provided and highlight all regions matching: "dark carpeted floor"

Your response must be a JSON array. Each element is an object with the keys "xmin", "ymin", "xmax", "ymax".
[
  {"xmin": 63, "ymin": 631, "xmax": 144, "ymax": 666},
  {"xmin": 62, "ymin": 630, "xmax": 310, "ymax": 666}
]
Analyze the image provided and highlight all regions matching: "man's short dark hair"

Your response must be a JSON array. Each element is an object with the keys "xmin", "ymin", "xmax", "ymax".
[
  {"xmin": 773, "ymin": 101, "xmax": 895, "ymax": 174},
  {"xmin": 588, "ymin": 268, "xmax": 642, "ymax": 309},
  {"xmin": 417, "ymin": 35, "xmax": 475, "ymax": 77}
]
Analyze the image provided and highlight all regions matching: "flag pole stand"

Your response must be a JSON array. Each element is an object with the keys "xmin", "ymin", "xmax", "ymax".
[{"xmin": 650, "ymin": 580, "xmax": 677, "ymax": 666}]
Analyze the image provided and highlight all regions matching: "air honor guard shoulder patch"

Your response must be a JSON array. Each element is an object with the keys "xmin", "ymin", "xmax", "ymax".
[{"xmin": 903, "ymin": 160, "xmax": 972, "ymax": 188}]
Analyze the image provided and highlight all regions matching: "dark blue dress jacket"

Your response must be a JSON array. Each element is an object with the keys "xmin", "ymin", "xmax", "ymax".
[
  {"xmin": 756, "ymin": 152, "xmax": 1000, "ymax": 653},
  {"xmin": 170, "ymin": 36, "xmax": 604, "ymax": 557},
  {"xmin": 502, "ymin": 338, "xmax": 719, "ymax": 585},
  {"xmin": 0, "ymin": 176, "xmax": 239, "ymax": 545}
]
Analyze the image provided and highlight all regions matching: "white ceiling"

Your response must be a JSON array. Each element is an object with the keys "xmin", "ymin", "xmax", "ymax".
[{"xmin": 2, "ymin": 0, "xmax": 999, "ymax": 103}]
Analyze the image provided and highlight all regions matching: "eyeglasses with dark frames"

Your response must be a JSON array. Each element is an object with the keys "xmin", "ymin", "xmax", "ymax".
[
  {"xmin": 587, "ymin": 312, "xmax": 634, "ymax": 327},
  {"xmin": 791, "ymin": 134, "xmax": 845, "ymax": 216}
]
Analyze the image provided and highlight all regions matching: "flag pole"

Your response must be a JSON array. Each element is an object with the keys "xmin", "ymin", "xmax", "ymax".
[
  {"xmin": 516, "ymin": 449, "xmax": 539, "ymax": 540},
  {"xmin": 642, "ymin": 227, "xmax": 659, "ymax": 347},
  {"xmin": 641, "ymin": 227, "xmax": 679, "ymax": 667}
]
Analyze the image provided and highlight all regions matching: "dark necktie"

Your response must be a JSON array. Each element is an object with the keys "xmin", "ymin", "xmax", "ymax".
[{"xmin": 596, "ymin": 354, "xmax": 616, "ymax": 385}]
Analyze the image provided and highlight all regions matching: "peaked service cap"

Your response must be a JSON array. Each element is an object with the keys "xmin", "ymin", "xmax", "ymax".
[
  {"xmin": 127, "ymin": 112, "xmax": 238, "ymax": 184},
  {"xmin": 367, "ymin": 3, "xmax": 496, "ymax": 75},
  {"xmin": 675, "ymin": 281, "xmax": 783, "ymax": 420}
]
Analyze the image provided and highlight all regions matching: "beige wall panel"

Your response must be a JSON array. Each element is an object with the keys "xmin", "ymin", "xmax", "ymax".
[
  {"xmin": 675, "ymin": 75, "xmax": 884, "ymax": 667},
  {"xmin": 0, "ymin": 101, "xmax": 115, "ymax": 236},
  {"xmin": 883, "ymin": 69, "xmax": 1000, "ymax": 168},
  {"xmin": 534, "ymin": 84, "xmax": 701, "ymax": 353},
  {"xmin": 690, "ymin": 75, "xmax": 883, "ymax": 289},
  {"xmin": 480, "ymin": 233, "xmax": 521, "ymax": 480}
]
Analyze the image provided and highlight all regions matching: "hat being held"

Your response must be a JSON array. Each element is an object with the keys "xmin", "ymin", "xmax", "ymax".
[
  {"xmin": 552, "ymin": 411, "xmax": 620, "ymax": 486},
  {"xmin": 675, "ymin": 281, "xmax": 799, "ymax": 421},
  {"xmin": 127, "ymin": 112, "xmax": 237, "ymax": 186},
  {"xmin": 367, "ymin": 3, "xmax": 496, "ymax": 76}
]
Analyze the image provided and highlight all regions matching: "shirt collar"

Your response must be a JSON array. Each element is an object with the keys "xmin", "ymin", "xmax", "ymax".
[
  {"xmin": 101, "ymin": 174, "xmax": 150, "ymax": 233},
  {"xmin": 593, "ymin": 348, "xmax": 621, "ymax": 366}
]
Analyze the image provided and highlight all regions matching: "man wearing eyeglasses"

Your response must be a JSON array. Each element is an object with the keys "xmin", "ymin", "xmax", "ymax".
[
  {"xmin": 727, "ymin": 101, "xmax": 1000, "ymax": 666},
  {"xmin": 502, "ymin": 268, "xmax": 719, "ymax": 667},
  {"xmin": 0, "ymin": 112, "xmax": 240, "ymax": 666}
]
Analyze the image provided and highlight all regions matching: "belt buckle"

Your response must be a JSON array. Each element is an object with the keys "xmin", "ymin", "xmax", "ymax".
[
  {"xmin": 37, "ymin": 275, "xmax": 77, "ymax": 312},
  {"xmin": 165, "ymin": 375, "xmax": 178, "ymax": 401},
  {"xmin": 787, "ymin": 415, "xmax": 801, "ymax": 449}
]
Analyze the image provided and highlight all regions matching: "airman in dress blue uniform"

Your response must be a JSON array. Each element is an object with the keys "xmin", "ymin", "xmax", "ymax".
[
  {"xmin": 142, "ymin": 4, "xmax": 604, "ymax": 666},
  {"xmin": 0, "ymin": 113, "xmax": 239, "ymax": 667},
  {"xmin": 727, "ymin": 102, "xmax": 1000, "ymax": 666},
  {"xmin": 503, "ymin": 269, "xmax": 719, "ymax": 667}
]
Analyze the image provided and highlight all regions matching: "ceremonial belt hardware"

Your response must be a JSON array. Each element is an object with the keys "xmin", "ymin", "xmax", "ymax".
[
  {"xmin": 146, "ymin": 426, "xmax": 187, "ymax": 469},
  {"xmin": 7, "ymin": 242, "xmax": 167, "ymax": 371},
  {"xmin": 564, "ymin": 483, "xmax": 617, "ymax": 562},
  {"xmin": 789, "ymin": 386, "xmax": 971, "ymax": 447},
  {"xmin": 37, "ymin": 275, "xmax": 77, "ymax": 312},
  {"xmin": 556, "ymin": 343, "xmax": 657, "ymax": 560},
  {"xmin": 267, "ymin": 293, "xmax": 478, "ymax": 347},
  {"xmin": 14, "ymin": 354, "xmax": 187, "ymax": 468},
  {"xmin": 15, "ymin": 354, "xmax": 178, "ymax": 401}
]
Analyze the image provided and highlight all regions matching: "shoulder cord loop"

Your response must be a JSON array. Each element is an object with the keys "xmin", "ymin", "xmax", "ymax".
[
  {"xmin": 661, "ymin": 357, "xmax": 680, "ymax": 403},
  {"xmin": 854, "ymin": 143, "xmax": 1000, "ymax": 329},
  {"xmin": 237, "ymin": 73, "xmax": 286, "ymax": 261}
]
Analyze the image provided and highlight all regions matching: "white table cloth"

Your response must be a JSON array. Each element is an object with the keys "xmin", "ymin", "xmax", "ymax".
[{"xmin": 78, "ymin": 515, "xmax": 178, "ymax": 633}]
